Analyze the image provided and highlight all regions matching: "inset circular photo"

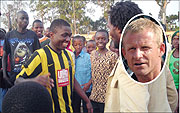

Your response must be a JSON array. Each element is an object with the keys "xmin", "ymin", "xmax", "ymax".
[{"xmin": 119, "ymin": 14, "xmax": 168, "ymax": 84}]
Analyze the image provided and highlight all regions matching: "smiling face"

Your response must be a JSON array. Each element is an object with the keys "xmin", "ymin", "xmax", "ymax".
[
  {"xmin": 122, "ymin": 30, "xmax": 165, "ymax": 82},
  {"xmin": 49, "ymin": 26, "xmax": 72, "ymax": 53},
  {"xmin": 32, "ymin": 22, "xmax": 44, "ymax": 38},
  {"xmin": 72, "ymin": 38, "xmax": 84, "ymax": 55},
  {"xmin": 95, "ymin": 32, "xmax": 109, "ymax": 50},
  {"xmin": 86, "ymin": 41, "xmax": 96, "ymax": 54}
]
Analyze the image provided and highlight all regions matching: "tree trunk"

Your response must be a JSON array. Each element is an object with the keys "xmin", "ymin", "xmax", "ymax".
[
  {"xmin": 73, "ymin": 0, "xmax": 76, "ymax": 34},
  {"xmin": 162, "ymin": 1, "xmax": 167, "ymax": 25}
]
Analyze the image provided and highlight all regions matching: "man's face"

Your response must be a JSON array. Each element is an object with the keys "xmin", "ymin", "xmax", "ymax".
[
  {"xmin": 172, "ymin": 35, "xmax": 179, "ymax": 49},
  {"xmin": 32, "ymin": 22, "xmax": 44, "ymax": 38},
  {"xmin": 17, "ymin": 12, "xmax": 29, "ymax": 29},
  {"xmin": 122, "ymin": 30, "xmax": 165, "ymax": 80},
  {"xmin": 95, "ymin": 32, "xmax": 109, "ymax": 50},
  {"xmin": 86, "ymin": 42, "xmax": 96, "ymax": 54},
  {"xmin": 72, "ymin": 39, "xmax": 84, "ymax": 54},
  {"xmin": 50, "ymin": 26, "xmax": 72, "ymax": 53},
  {"xmin": 107, "ymin": 18, "xmax": 120, "ymax": 49}
]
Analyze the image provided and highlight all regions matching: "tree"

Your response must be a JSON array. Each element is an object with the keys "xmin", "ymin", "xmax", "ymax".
[
  {"xmin": 30, "ymin": 0, "xmax": 51, "ymax": 24},
  {"xmin": 1, "ymin": 0, "xmax": 28, "ymax": 30},
  {"xmin": 166, "ymin": 14, "xmax": 178, "ymax": 31},
  {"xmin": 78, "ymin": 16, "xmax": 92, "ymax": 34},
  {"xmin": 94, "ymin": 0, "xmax": 130, "ymax": 20},
  {"xmin": 155, "ymin": 0, "xmax": 170, "ymax": 25},
  {"xmin": 93, "ymin": 0, "xmax": 115, "ymax": 21},
  {"xmin": 30, "ymin": 0, "xmax": 90, "ymax": 34},
  {"xmin": 166, "ymin": 14, "xmax": 178, "ymax": 24},
  {"xmin": 90, "ymin": 17, "xmax": 108, "ymax": 31}
]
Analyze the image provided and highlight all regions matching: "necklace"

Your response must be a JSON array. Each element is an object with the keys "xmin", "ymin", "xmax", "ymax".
[
  {"xmin": 97, "ymin": 51, "xmax": 102, "ymax": 56},
  {"xmin": 97, "ymin": 49, "xmax": 108, "ymax": 56}
]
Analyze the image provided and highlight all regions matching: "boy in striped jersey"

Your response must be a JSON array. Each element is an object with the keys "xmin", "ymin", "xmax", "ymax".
[{"xmin": 15, "ymin": 19, "xmax": 93, "ymax": 113}]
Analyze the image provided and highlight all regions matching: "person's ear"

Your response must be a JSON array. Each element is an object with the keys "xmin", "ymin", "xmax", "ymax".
[
  {"xmin": 115, "ymin": 27, "xmax": 121, "ymax": 35},
  {"xmin": 159, "ymin": 43, "xmax": 165, "ymax": 57},
  {"xmin": 49, "ymin": 32, "xmax": 54, "ymax": 39}
]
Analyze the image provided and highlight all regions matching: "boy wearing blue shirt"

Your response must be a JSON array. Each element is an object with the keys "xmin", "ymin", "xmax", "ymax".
[{"xmin": 72, "ymin": 35, "xmax": 92, "ymax": 113}]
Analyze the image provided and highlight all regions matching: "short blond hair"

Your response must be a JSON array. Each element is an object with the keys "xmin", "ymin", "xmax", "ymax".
[{"xmin": 123, "ymin": 18, "xmax": 163, "ymax": 47}]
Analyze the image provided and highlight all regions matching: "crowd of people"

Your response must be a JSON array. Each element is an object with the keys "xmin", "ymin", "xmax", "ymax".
[{"xmin": 0, "ymin": 1, "xmax": 179, "ymax": 113}]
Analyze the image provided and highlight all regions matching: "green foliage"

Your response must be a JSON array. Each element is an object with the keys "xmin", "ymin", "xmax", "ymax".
[
  {"xmin": 90, "ymin": 17, "xmax": 108, "ymax": 31},
  {"xmin": 30, "ymin": 0, "xmax": 89, "ymax": 34},
  {"xmin": 155, "ymin": 0, "xmax": 171, "ymax": 24},
  {"xmin": 166, "ymin": 14, "xmax": 178, "ymax": 24},
  {"xmin": 166, "ymin": 14, "xmax": 178, "ymax": 31},
  {"xmin": 175, "ymin": 26, "xmax": 179, "ymax": 31},
  {"xmin": 1, "ymin": 1, "xmax": 28, "ymax": 31},
  {"xmin": 1, "ymin": 0, "xmax": 115, "ymax": 34},
  {"xmin": 92, "ymin": 0, "xmax": 114, "ymax": 20}
]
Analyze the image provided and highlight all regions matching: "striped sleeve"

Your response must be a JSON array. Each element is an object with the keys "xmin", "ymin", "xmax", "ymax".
[{"xmin": 16, "ymin": 51, "xmax": 42, "ymax": 79}]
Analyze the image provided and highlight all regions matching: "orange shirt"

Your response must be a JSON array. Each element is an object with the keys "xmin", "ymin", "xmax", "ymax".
[{"xmin": 39, "ymin": 37, "xmax": 49, "ymax": 43}]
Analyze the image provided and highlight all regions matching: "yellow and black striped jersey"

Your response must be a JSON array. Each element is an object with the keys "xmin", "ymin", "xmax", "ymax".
[{"xmin": 16, "ymin": 45, "xmax": 75, "ymax": 113}]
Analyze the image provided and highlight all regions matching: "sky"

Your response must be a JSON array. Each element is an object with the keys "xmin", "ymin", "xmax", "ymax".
[
  {"xmin": 85, "ymin": 0, "xmax": 179, "ymax": 22},
  {"xmin": 0, "ymin": 0, "xmax": 179, "ymax": 29},
  {"xmin": 133, "ymin": 0, "xmax": 179, "ymax": 20}
]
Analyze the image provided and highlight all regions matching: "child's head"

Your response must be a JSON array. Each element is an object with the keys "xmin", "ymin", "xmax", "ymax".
[
  {"xmin": 2, "ymin": 81, "xmax": 53, "ymax": 113},
  {"xmin": 86, "ymin": 40, "xmax": 96, "ymax": 54},
  {"xmin": 109, "ymin": 40, "xmax": 116, "ymax": 52},
  {"xmin": 16, "ymin": 10, "xmax": 29, "ymax": 30},
  {"xmin": 94, "ymin": 29, "xmax": 109, "ymax": 50},
  {"xmin": 49, "ymin": 19, "xmax": 72, "ymax": 52},
  {"xmin": 72, "ymin": 35, "xmax": 85, "ymax": 54},
  {"xmin": 81, "ymin": 35, "xmax": 86, "ymax": 46},
  {"xmin": 172, "ymin": 31, "xmax": 179, "ymax": 49},
  {"xmin": 0, "ymin": 28, "xmax": 6, "ymax": 40},
  {"xmin": 44, "ymin": 27, "xmax": 50, "ymax": 38},
  {"xmin": 32, "ymin": 19, "xmax": 44, "ymax": 39}
]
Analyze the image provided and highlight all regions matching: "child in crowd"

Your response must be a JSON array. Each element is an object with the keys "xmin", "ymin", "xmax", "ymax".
[
  {"xmin": 2, "ymin": 81, "xmax": 53, "ymax": 113},
  {"xmin": 72, "ymin": 35, "xmax": 92, "ymax": 113},
  {"xmin": 0, "ymin": 28, "xmax": 6, "ymax": 68},
  {"xmin": 86, "ymin": 40, "xmax": 96, "ymax": 54},
  {"xmin": 168, "ymin": 31, "xmax": 179, "ymax": 90},
  {"xmin": 40, "ymin": 27, "xmax": 50, "ymax": 47},
  {"xmin": 0, "ymin": 28, "xmax": 12, "ymax": 113},
  {"xmin": 167, "ymin": 30, "xmax": 179, "ymax": 113},
  {"xmin": 0, "ymin": 28, "xmax": 6, "ymax": 112},
  {"xmin": 32, "ymin": 19, "xmax": 44, "ymax": 40},
  {"xmin": 81, "ymin": 36, "xmax": 87, "ymax": 52},
  {"xmin": 2, "ymin": 10, "xmax": 40, "ymax": 87},
  {"xmin": 15, "ymin": 19, "xmax": 93, "ymax": 113},
  {"xmin": 109, "ymin": 40, "xmax": 119, "ymax": 55},
  {"xmin": 44, "ymin": 27, "xmax": 50, "ymax": 38},
  {"xmin": 2, "ymin": 10, "xmax": 40, "ymax": 113},
  {"xmin": 89, "ymin": 29, "xmax": 118, "ymax": 113}
]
